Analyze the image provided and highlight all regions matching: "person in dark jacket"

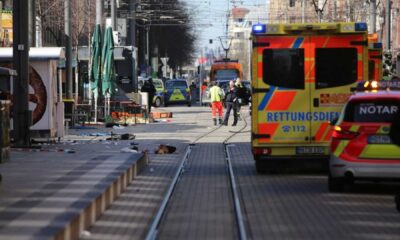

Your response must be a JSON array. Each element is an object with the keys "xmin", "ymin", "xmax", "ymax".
[
  {"xmin": 190, "ymin": 81, "xmax": 197, "ymax": 104},
  {"xmin": 141, "ymin": 78, "xmax": 156, "ymax": 113},
  {"xmin": 222, "ymin": 80, "xmax": 239, "ymax": 126},
  {"xmin": 235, "ymin": 77, "xmax": 247, "ymax": 119}
]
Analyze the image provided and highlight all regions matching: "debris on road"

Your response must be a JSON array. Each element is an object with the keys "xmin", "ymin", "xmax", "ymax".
[{"xmin": 155, "ymin": 144, "xmax": 176, "ymax": 154}]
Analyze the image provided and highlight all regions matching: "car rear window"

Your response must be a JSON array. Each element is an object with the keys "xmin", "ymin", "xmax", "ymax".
[
  {"xmin": 262, "ymin": 48, "xmax": 305, "ymax": 89},
  {"xmin": 368, "ymin": 60, "xmax": 376, "ymax": 81},
  {"xmin": 153, "ymin": 80, "xmax": 163, "ymax": 88},
  {"xmin": 344, "ymin": 99, "xmax": 399, "ymax": 123},
  {"xmin": 215, "ymin": 69, "xmax": 239, "ymax": 81},
  {"xmin": 166, "ymin": 81, "xmax": 187, "ymax": 89},
  {"xmin": 315, "ymin": 48, "xmax": 358, "ymax": 89}
]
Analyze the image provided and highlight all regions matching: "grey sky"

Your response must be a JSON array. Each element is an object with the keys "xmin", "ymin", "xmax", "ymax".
[{"xmin": 183, "ymin": 0, "xmax": 268, "ymax": 51}]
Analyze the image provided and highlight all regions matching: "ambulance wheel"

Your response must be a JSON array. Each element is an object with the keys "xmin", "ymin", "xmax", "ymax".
[
  {"xmin": 328, "ymin": 173, "xmax": 345, "ymax": 193},
  {"xmin": 154, "ymin": 97, "xmax": 162, "ymax": 107}
]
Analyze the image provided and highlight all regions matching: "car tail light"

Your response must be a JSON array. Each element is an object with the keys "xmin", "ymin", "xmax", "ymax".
[
  {"xmin": 252, "ymin": 147, "xmax": 271, "ymax": 155},
  {"xmin": 331, "ymin": 126, "xmax": 359, "ymax": 140}
]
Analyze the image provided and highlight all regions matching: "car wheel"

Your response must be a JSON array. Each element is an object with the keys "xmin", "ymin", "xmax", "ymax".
[
  {"xmin": 328, "ymin": 173, "xmax": 345, "ymax": 193},
  {"xmin": 154, "ymin": 97, "xmax": 161, "ymax": 107},
  {"xmin": 395, "ymin": 194, "xmax": 400, "ymax": 212},
  {"xmin": 187, "ymin": 102, "xmax": 191, "ymax": 107}
]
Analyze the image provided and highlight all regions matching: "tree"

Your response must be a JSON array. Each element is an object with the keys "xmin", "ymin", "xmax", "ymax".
[
  {"xmin": 36, "ymin": 0, "xmax": 196, "ymax": 73},
  {"xmin": 37, "ymin": 0, "xmax": 95, "ymax": 47},
  {"xmin": 140, "ymin": 0, "xmax": 196, "ymax": 73}
]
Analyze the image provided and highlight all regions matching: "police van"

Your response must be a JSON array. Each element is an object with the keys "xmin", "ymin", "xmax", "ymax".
[
  {"xmin": 367, "ymin": 34, "xmax": 383, "ymax": 81},
  {"xmin": 250, "ymin": 22, "xmax": 369, "ymax": 172}
]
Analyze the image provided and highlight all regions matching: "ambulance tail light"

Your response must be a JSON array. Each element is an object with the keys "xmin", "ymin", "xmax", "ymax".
[
  {"xmin": 252, "ymin": 147, "xmax": 271, "ymax": 155},
  {"xmin": 332, "ymin": 126, "xmax": 359, "ymax": 140},
  {"xmin": 355, "ymin": 22, "xmax": 368, "ymax": 31},
  {"xmin": 370, "ymin": 80, "xmax": 379, "ymax": 89}
]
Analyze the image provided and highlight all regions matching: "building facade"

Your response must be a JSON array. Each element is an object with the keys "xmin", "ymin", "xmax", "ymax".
[{"xmin": 227, "ymin": 5, "xmax": 268, "ymax": 80}]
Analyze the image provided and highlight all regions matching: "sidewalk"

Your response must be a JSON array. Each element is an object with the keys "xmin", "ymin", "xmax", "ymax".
[
  {"xmin": 0, "ymin": 139, "xmax": 147, "ymax": 240},
  {"xmin": 0, "ymin": 106, "xmax": 215, "ymax": 240}
]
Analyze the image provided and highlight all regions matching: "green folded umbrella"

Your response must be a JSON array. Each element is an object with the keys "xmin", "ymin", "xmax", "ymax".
[
  {"xmin": 90, "ymin": 24, "xmax": 102, "ymax": 94},
  {"xmin": 101, "ymin": 26, "xmax": 116, "ymax": 96}
]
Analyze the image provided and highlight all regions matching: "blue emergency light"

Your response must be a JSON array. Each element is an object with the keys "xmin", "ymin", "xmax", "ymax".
[
  {"xmin": 355, "ymin": 22, "xmax": 368, "ymax": 31},
  {"xmin": 252, "ymin": 24, "xmax": 266, "ymax": 34}
]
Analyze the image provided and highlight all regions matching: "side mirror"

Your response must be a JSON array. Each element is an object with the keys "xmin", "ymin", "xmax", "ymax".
[{"xmin": 330, "ymin": 118, "xmax": 338, "ymax": 126}]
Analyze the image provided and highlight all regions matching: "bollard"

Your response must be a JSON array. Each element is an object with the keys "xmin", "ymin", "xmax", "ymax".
[{"xmin": 0, "ymin": 100, "xmax": 10, "ymax": 163}]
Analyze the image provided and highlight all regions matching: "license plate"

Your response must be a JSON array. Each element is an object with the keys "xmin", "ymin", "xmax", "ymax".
[
  {"xmin": 296, "ymin": 147, "xmax": 325, "ymax": 155},
  {"xmin": 367, "ymin": 135, "xmax": 392, "ymax": 144}
]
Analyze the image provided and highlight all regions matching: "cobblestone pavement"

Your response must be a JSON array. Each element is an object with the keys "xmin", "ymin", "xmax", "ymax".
[
  {"xmin": 80, "ymin": 151, "xmax": 184, "ymax": 240},
  {"xmin": 157, "ymin": 143, "xmax": 237, "ymax": 240},
  {"xmin": 229, "ymin": 143, "xmax": 400, "ymax": 240},
  {"xmin": 0, "ymin": 140, "xmax": 145, "ymax": 240},
  {"xmin": 82, "ymin": 105, "xmax": 228, "ymax": 240},
  {"xmin": 82, "ymin": 106, "xmax": 400, "ymax": 240}
]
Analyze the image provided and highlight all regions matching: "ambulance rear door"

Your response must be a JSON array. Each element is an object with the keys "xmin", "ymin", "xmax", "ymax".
[
  {"xmin": 309, "ymin": 34, "xmax": 367, "ymax": 147},
  {"xmin": 253, "ymin": 35, "xmax": 311, "ymax": 146},
  {"xmin": 368, "ymin": 47, "xmax": 382, "ymax": 81}
]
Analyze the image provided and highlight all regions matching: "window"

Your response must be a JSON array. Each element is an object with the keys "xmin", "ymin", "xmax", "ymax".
[
  {"xmin": 315, "ymin": 48, "xmax": 358, "ymax": 89},
  {"xmin": 153, "ymin": 80, "xmax": 163, "ymax": 88},
  {"xmin": 368, "ymin": 60, "xmax": 376, "ymax": 80},
  {"xmin": 344, "ymin": 100, "xmax": 399, "ymax": 123},
  {"xmin": 235, "ymin": 32, "xmax": 244, "ymax": 38},
  {"xmin": 262, "ymin": 49, "xmax": 305, "ymax": 89},
  {"xmin": 214, "ymin": 69, "xmax": 239, "ymax": 81},
  {"xmin": 166, "ymin": 81, "xmax": 187, "ymax": 90}
]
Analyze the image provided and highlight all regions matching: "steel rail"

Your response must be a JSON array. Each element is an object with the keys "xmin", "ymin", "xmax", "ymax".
[
  {"xmin": 224, "ymin": 110, "xmax": 249, "ymax": 240},
  {"xmin": 145, "ymin": 145, "xmax": 193, "ymax": 240},
  {"xmin": 225, "ymin": 143, "xmax": 248, "ymax": 240},
  {"xmin": 145, "ymin": 124, "xmax": 223, "ymax": 240},
  {"xmin": 145, "ymin": 110, "xmax": 249, "ymax": 240}
]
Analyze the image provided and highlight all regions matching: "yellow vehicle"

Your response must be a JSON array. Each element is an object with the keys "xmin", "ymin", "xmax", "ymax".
[
  {"xmin": 367, "ymin": 34, "xmax": 383, "ymax": 81},
  {"xmin": 210, "ymin": 59, "xmax": 243, "ymax": 82},
  {"xmin": 250, "ymin": 22, "xmax": 369, "ymax": 172}
]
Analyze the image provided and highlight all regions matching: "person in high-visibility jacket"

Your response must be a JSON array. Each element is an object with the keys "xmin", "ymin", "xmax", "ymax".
[{"xmin": 207, "ymin": 81, "xmax": 224, "ymax": 126}]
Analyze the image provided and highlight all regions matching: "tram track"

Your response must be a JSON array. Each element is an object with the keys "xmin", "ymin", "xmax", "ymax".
[
  {"xmin": 145, "ymin": 111, "xmax": 250, "ymax": 240},
  {"xmin": 224, "ymin": 114, "xmax": 249, "ymax": 240}
]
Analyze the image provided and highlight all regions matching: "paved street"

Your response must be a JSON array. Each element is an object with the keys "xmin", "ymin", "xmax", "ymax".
[
  {"xmin": 4, "ymin": 1, "xmax": 400, "ymax": 240},
  {"xmin": 230, "ymin": 143, "xmax": 400, "ymax": 240},
  {"xmin": 82, "ymin": 106, "xmax": 400, "ymax": 240},
  {"xmin": 0, "ymin": 105, "xmax": 399, "ymax": 240}
]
